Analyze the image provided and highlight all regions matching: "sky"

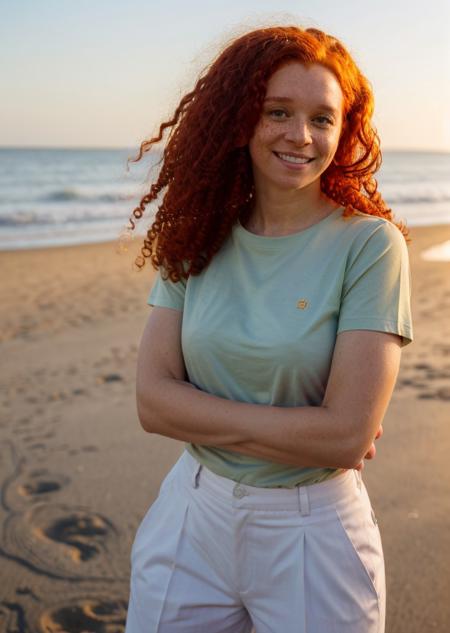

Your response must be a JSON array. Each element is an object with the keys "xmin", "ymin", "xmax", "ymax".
[{"xmin": 1, "ymin": 0, "xmax": 449, "ymax": 151}]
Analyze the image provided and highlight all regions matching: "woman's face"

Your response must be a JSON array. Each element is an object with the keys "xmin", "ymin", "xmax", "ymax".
[{"xmin": 248, "ymin": 62, "xmax": 344, "ymax": 195}]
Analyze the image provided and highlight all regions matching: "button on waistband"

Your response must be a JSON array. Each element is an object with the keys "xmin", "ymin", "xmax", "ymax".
[{"xmin": 233, "ymin": 484, "xmax": 248, "ymax": 499}]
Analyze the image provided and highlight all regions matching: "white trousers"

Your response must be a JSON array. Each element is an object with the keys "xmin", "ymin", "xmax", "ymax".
[{"xmin": 126, "ymin": 450, "xmax": 385, "ymax": 633}]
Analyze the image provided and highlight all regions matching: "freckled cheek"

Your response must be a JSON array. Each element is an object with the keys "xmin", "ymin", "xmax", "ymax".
[
  {"xmin": 249, "ymin": 128, "xmax": 279, "ymax": 162},
  {"xmin": 255, "ymin": 121, "xmax": 280, "ymax": 142},
  {"xmin": 318, "ymin": 132, "xmax": 341, "ymax": 158}
]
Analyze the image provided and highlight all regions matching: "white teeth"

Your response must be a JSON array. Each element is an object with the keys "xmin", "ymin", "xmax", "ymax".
[{"xmin": 277, "ymin": 153, "xmax": 311, "ymax": 164}]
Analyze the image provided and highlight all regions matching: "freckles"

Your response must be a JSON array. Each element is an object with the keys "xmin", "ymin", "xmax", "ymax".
[{"xmin": 257, "ymin": 120, "xmax": 275, "ymax": 135}]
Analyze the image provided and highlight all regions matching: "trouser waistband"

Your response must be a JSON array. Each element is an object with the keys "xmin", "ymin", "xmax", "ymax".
[{"xmin": 178, "ymin": 450, "xmax": 362, "ymax": 517}]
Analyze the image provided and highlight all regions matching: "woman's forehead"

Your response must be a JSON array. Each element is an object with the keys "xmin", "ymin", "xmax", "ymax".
[{"xmin": 265, "ymin": 62, "xmax": 343, "ymax": 110}]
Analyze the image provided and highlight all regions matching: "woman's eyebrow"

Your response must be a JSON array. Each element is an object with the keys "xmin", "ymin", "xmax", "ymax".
[
  {"xmin": 264, "ymin": 96, "xmax": 338, "ymax": 115},
  {"xmin": 264, "ymin": 96, "xmax": 293, "ymax": 103}
]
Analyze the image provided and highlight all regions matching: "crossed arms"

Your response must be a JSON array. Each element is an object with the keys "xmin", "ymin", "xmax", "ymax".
[{"xmin": 136, "ymin": 306, "xmax": 402, "ymax": 470}]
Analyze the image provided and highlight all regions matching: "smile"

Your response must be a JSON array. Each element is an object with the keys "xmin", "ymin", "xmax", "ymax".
[{"xmin": 274, "ymin": 152, "xmax": 314, "ymax": 165}]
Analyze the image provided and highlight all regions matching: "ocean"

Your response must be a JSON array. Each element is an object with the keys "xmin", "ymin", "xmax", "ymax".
[{"xmin": 0, "ymin": 148, "xmax": 449, "ymax": 251}]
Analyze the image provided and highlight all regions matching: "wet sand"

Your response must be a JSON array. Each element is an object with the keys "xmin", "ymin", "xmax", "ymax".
[{"xmin": 0, "ymin": 224, "xmax": 449, "ymax": 632}]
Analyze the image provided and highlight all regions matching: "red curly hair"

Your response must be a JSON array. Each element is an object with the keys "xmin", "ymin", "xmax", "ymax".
[{"xmin": 125, "ymin": 25, "xmax": 409, "ymax": 281}]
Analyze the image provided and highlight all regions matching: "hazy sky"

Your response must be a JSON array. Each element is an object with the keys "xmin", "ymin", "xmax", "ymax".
[{"xmin": 2, "ymin": 0, "xmax": 449, "ymax": 151}]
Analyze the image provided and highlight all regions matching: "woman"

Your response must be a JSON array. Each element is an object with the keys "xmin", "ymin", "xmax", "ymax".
[{"xmin": 124, "ymin": 26, "xmax": 413, "ymax": 633}]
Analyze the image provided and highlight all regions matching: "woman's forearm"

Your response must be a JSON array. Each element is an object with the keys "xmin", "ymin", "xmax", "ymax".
[
  {"xmin": 137, "ymin": 377, "xmax": 359, "ymax": 469},
  {"xmin": 216, "ymin": 439, "xmax": 345, "ymax": 468}
]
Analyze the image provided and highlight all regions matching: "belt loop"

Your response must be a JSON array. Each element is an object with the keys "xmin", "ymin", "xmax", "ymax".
[
  {"xmin": 297, "ymin": 486, "xmax": 311, "ymax": 517},
  {"xmin": 191, "ymin": 463, "xmax": 202, "ymax": 489}
]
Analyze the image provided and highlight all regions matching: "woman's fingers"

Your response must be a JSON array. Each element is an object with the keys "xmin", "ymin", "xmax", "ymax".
[
  {"xmin": 355, "ymin": 426, "xmax": 383, "ymax": 470},
  {"xmin": 364, "ymin": 443, "xmax": 376, "ymax": 460},
  {"xmin": 375, "ymin": 425, "xmax": 383, "ymax": 440}
]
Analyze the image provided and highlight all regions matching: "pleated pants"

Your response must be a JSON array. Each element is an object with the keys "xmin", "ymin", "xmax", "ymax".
[{"xmin": 126, "ymin": 450, "xmax": 385, "ymax": 633}]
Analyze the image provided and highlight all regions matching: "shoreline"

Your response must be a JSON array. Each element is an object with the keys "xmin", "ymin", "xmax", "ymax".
[
  {"xmin": 0, "ymin": 215, "xmax": 450, "ymax": 254},
  {"xmin": 1, "ymin": 223, "xmax": 450, "ymax": 632},
  {"xmin": 1, "ymin": 217, "xmax": 449, "ymax": 255}
]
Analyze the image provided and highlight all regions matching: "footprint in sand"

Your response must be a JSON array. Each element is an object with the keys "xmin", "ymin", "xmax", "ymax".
[
  {"xmin": 7, "ymin": 468, "xmax": 71, "ymax": 510},
  {"xmin": 42, "ymin": 511, "xmax": 113, "ymax": 562},
  {"xmin": 0, "ymin": 600, "xmax": 30, "ymax": 633},
  {"xmin": 1, "ymin": 594, "xmax": 128, "ymax": 633},
  {"xmin": 96, "ymin": 373, "xmax": 124, "ymax": 384},
  {"xmin": 397, "ymin": 359, "xmax": 450, "ymax": 401},
  {"xmin": 418, "ymin": 386, "xmax": 450, "ymax": 401},
  {"xmin": 22, "ymin": 479, "xmax": 61, "ymax": 495},
  {"xmin": 39, "ymin": 596, "xmax": 127, "ymax": 633},
  {"xmin": 3, "ymin": 503, "xmax": 122, "ymax": 580},
  {"xmin": 0, "ymin": 442, "xmax": 125, "ymax": 581}
]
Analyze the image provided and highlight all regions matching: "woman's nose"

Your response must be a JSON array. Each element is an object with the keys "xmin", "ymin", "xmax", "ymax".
[{"xmin": 284, "ymin": 119, "xmax": 312, "ymax": 145}]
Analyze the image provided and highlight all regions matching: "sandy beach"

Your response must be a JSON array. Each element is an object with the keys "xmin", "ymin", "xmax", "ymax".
[{"xmin": 1, "ymin": 223, "xmax": 449, "ymax": 633}]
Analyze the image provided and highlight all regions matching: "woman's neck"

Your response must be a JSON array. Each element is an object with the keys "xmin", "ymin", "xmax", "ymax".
[{"xmin": 244, "ymin": 186, "xmax": 339, "ymax": 237}]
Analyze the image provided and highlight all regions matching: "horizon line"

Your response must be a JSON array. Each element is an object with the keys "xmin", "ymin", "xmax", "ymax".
[{"xmin": 0, "ymin": 144, "xmax": 449, "ymax": 154}]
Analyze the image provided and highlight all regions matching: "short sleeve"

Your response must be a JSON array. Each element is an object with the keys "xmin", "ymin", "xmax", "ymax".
[
  {"xmin": 147, "ymin": 269, "xmax": 186, "ymax": 311},
  {"xmin": 337, "ymin": 221, "xmax": 413, "ymax": 347}
]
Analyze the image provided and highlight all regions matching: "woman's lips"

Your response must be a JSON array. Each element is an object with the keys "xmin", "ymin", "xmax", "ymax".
[{"xmin": 274, "ymin": 151, "xmax": 315, "ymax": 167}]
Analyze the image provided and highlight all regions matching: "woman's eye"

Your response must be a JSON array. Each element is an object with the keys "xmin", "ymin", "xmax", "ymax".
[
  {"xmin": 268, "ymin": 109, "xmax": 288, "ymax": 120},
  {"xmin": 314, "ymin": 115, "xmax": 334, "ymax": 126}
]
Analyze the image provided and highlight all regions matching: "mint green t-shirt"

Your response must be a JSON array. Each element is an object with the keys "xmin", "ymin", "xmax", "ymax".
[{"xmin": 148, "ymin": 207, "xmax": 413, "ymax": 487}]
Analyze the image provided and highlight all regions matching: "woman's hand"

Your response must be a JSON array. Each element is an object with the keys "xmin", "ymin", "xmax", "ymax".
[{"xmin": 354, "ymin": 425, "xmax": 383, "ymax": 471}]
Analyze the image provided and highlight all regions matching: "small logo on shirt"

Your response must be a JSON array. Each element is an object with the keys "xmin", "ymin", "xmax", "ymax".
[{"xmin": 297, "ymin": 299, "xmax": 309, "ymax": 310}]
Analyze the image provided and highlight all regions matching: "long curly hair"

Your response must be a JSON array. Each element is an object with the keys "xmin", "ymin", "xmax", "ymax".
[{"xmin": 125, "ymin": 25, "xmax": 409, "ymax": 281}]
